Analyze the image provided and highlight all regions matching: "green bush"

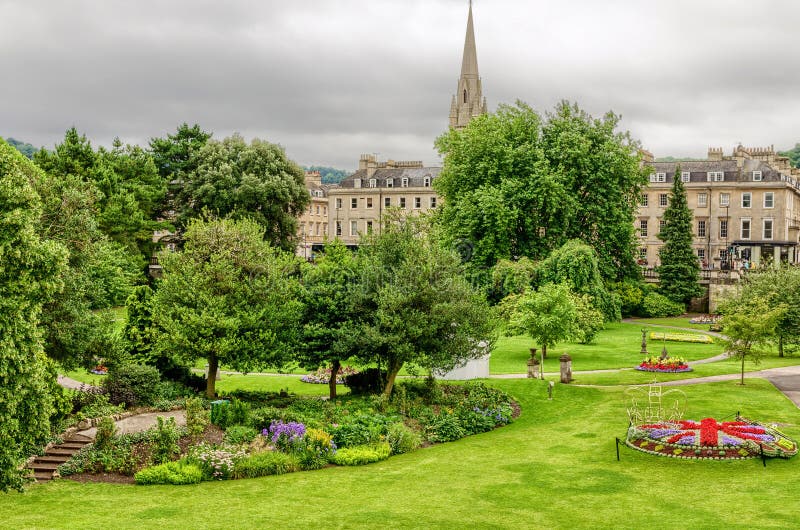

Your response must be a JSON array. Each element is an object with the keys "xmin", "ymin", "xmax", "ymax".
[
  {"xmin": 94, "ymin": 416, "xmax": 117, "ymax": 451},
  {"xmin": 329, "ymin": 415, "xmax": 390, "ymax": 448},
  {"xmin": 642, "ymin": 292, "xmax": 685, "ymax": 318},
  {"xmin": 185, "ymin": 397, "xmax": 209, "ymax": 438},
  {"xmin": 102, "ymin": 364, "xmax": 162, "ymax": 407},
  {"xmin": 134, "ymin": 461, "xmax": 202, "ymax": 485},
  {"xmin": 296, "ymin": 428, "xmax": 336, "ymax": 470},
  {"xmin": 152, "ymin": 416, "xmax": 180, "ymax": 464},
  {"xmin": 233, "ymin": 451, "xmax": 297, "ymax": 479},
  {"xmin": 187, "ymin": 443, "xmax": 246, "ymax": 480},
  {"xmin": 424, "ymin": 412, "xmax": 466, "ymax": 442},
  {"xmin": 385, "ymin": 422, "xmax": 420, "ymax": 455},
  {"xmin": 213, "ymin": 397, "xmax": 251, "ymax": 429},
  {"xmin": 224, "ymin": 425, "xmax": 258, "ymax": 445},
  {"xmin": 330, "ymin": 443, "xmax": 391, "ymax": 466}
]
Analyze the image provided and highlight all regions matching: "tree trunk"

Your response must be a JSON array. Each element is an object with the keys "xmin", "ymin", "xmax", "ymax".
[
  {"xmin": 329, "ymin": 359, "xmax": 340, "ymax": 400},
  {"xmin": 779, "ymin": 335, "xmax": 784, "ymax": 358},
  {"xmin": 382, "ymin": 361, "xmax": 403, "ymax": 397},
  {"xmin": 206, "ymin": 355, "xmax": 218, "ymax": 398},
  {"xmin": 740, "ymin": 353, "xmax": 745, "ymax": 386},
  {"xmin": 542, "ymin": 343, "xmax": 547, "ymax": 359}
]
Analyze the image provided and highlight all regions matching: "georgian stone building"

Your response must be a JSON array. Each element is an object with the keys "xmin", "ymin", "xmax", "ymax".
[
  {"xmin": 296, "ymin": 170, "xmax": 333, "ymax": 258},
  {"xmin": 637, "ymin": 146, "xmax": 800, "ymax": 269}
]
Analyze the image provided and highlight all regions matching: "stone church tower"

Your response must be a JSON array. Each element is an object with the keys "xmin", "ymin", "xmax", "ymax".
[{"xmin": 449, "ymin": 1, "xmax": 487, "ymax": 130}]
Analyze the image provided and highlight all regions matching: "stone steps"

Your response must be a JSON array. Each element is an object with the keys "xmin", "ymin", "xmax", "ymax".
[{"xmin": 28, "ymin": 436, "xmax": 93, "ymax": 483}]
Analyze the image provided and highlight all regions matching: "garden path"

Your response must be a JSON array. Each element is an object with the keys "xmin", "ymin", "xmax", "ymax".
[
  {"xmin": 76, "ymin": 410, "xmax": 186, "ymax": 439},
  {"xmin": 57, "ymin": 374, "xmax": 99, "ymax": 391}
]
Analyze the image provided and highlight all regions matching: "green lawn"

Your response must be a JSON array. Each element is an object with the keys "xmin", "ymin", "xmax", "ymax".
[
  {"xmin": 4, "ymin": 378, "xmax": 799, "ymax": 528},
  {"xmin": 627, "ymin": 315, "xmax": 716, "ymax": 331},
  {"xmin": 492, "ymin": 322, "xmax": 724, "ymax": 374}
]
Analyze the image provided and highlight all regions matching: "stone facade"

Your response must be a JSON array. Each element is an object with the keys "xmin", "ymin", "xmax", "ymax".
[
  {"xmin": 326, "ymin": 155, "xmax": 441, "ymax": 246},
  {"xmin": 296, "ymin": 171, "xmax": 333, "ymax": 258},
  {"xmin": 637, "ymin": 146, "xmax": 800, "ymax": 269}
]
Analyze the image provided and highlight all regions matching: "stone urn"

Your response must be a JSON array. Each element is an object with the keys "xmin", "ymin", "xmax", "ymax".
[{"xmin": 527, "ymin": 349, "xmax": 540, "ymax": 379}]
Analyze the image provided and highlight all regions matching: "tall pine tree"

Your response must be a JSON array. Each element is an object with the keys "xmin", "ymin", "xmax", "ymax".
[{"xmin": 656, "ymin": 164, "xmax": 702, "ymax": 305}]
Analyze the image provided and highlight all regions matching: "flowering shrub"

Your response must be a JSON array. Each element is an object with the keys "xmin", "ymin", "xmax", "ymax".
[
  {"xmin": 301, "ymin": 366, "xmax": 358, "ymax": 384},
  {"xmin": 649, "ymin": 332, "xmax": 713, "ymax": 344},
  {"xmin": 296, "ymin": 428, "xmax": 337, "ymax": 470},
  {"xmin": 265, "ymin": 421, "xmax": 306, "ymax": 452},
  {"xmin": 627, "ymin": 417, "xmax": 798, "ymax": 459},
  {"xmin": 636, "ymin": 356, "xmax": 691, "ymax": 373},
  {"xmin": 187, "ymin": 443, "xmax": 246, "ymax": 480}
]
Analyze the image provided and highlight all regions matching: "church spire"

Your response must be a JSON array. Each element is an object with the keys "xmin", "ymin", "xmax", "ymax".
[{"xmin": 450, "ymin": 1, "xmax": 487, "ymax": 130}]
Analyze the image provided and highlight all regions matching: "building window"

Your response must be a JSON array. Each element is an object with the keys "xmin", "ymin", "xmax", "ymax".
[
  {"xmin": 315, "ymin": 223, "xmax": 320, "ymax": 236},
  {"xmin": 649, "ymin": 173, "xmax": 666, "ymax": 183},
  {"xmin": 697, "ymin": 248, "xmax": 706, "ymax": 260},
  {"xmin": 763, "ymin": 219, "xmax": 773, "ymax": 240},
  {"xmin": 707, "ymin": 171, "xmax": 724, "ymax": 182},
  {"xmin": 400, "ymin": 197, "xmax": 406, "ymax": 209},
  {"xmin": 720, "ymin": 219, "xmax": 728, "ymax": 239},
  {"xmin": 386, "ymin": 178, "xmax": 394, "ymax": 188},
  {"xmin": 659, "ymin": 194, "xmax": 668, "ymax": 207},
  {"xmin": 752, "ymin": 171, "xmax": 762, "ymax": 181},
  {"xmin": 641, "ymin": 194, "xmax": 648, "ymax": 206},
  {"xmin": 384, "ymin": 197, "xmax": 391, "ymax": 208},
  {"xmin": 401, "ymin": 177, "xmax": 409, "ymax": 188},
  {"xmin": 299, "ymin": 223, "xmax": 305, "ymax": 235},
  {"xmin": 369, "ymin": 178, "xmax": 376, "ymax": 188},
  {"xmin": 639, "ymin": 220, "xmax": 648, "ymax": 237},
  {"xmin": 742, "ymin": 192, "xmax": 751, "ymax": 208},
  {"xmin": 463, "ymin": 89, "xmax": 467, "ymax": 103},
  {"xmin": 698, "ymin": 193, "xmax": 708, "ymax": 207},
  {"xmin": 764, "ymin": 192, "xmax": 774, "ymax": 208},
  {"xmin": 350, "ymin": 220, "xmax": 358, "ymax": 236},
  {"xmin": 366, "ymin": 197, "xmax": 373, "ymax": 209},
  {"xmin": 351, "ymin": 198, "xmax": 357, "ymax": 209},
  {"xmin": 336, "ymin": 198, "xmax": 342, "ymax": 209},
  {"xmin": 423, "ymin": 176, "xmax": 431, "ymax": 187},
  {"xmin": 323, "ymin": 224, "xmax": 328, "ymax": 236},
  {"xmin": 697, "ymin": 220, "xmax": 706, "ymax": 237},
  {"xmin": 336, "ymin": 221, "xmax": 342, "ymax": 236},
  {"xmin": 354, "ymin": 178, "xmax": 361, "ymax": 188},
  {"xmin": 323, "ymin": 206, "xmax": 327, "ymax": 216},
  {"xmin": 638, "ymin": 247, "xmax": 647, "ymax": 260},
  {"xmin": 430, "ymin": 197, "xmax": 437, "ymax": 208},
  {"xmin": 659, "ymin": 219, "xmax": 666, "ymax": 233},
  {"xmin": 741, "ymin": 219, "xmax": 751, "ymax": 240},
  {"xmin": 315, "ymin": 205, "xmax": 320, "ymax": 215},
  {"xmin": 414, "ymin": 197, "xmax": 421, "ymax": 209},
  {"xmin": 681, "ymin": 171, "xmax": 691, "ymax": 183},
  {"xmin": 366, "ymin": 221, "xmax": 373, "ymax": 234},
  {"xmin": 720, "ymin": 193, "xmax": 730, "ymax": 207}
]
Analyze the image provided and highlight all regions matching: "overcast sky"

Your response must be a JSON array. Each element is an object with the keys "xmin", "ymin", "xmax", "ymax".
[{"xmin": 2, "ymin": 0, "xmax": 799, "ymax": 170}]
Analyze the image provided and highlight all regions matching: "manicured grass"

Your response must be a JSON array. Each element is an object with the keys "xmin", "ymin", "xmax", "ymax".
[
  {"xmin": 64, "ymin": 370, "xmax": 105, "ymax": 386},
  {"xmin": 628, "ymin": 315, "xmax": 714, "ymax": 331},
  {"xmin": 216, "ymin": 374, "xmax": 349, "ymax": 397},
  {"xmin": 4, "ymin": 379, "xmax": 799, "ymax": 528},
  {"xmin": 492, "ymin": 323, "xmax": 723, "ymax": 374}
]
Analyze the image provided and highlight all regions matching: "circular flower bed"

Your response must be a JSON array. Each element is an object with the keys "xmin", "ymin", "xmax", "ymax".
[
  {"xmin": 636, "ymin": 356, "xmax": 692, "ymax": 373},
  {"xmin": 627, "ymin": 417, "xmax": 798, "ymax": 460},
  {"xmin": 300, "ymin": 366, "xmax": 358, "ymax": 384}
]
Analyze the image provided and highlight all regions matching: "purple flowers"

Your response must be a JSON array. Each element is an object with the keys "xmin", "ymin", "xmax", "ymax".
[
  {"xmin": 677, "ymin": 435, "xmax": 696, "ymax": 445},
  {"xmin": 265, "ymin": 421, "xmax": 306, "ymax": 451},
  {"xmin": 721, "ymin": 436, "xmax": 742, "ymax": 446},
  {"xmin": 648, "ymin": 429, "xmax": 680, "ymax": 439}
]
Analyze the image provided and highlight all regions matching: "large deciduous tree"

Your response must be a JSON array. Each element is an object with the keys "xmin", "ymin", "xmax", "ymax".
[
  {"xmin": 149, "ymin": 123, "xmax": 212, "ymax": 181},
  {"xmin": 435, "ymin": 101, "xmax": 648, "ymax": 284},
  {"xmin": 719, "ymin": 296, "xmax": 783, "ymax": 385},
  {"xmin": 0, "ymin": 139, "xmax": 68, "ymax": 491},
  {"xmin": 353, "ymin": 215, "xmax": 495, "ymax": 396},
  {"xmin": 509, "ymin": 282, "xmax": 576, "ymax": 360},
  {"xmin": 656, "ymin": 164, "xmax": 702, "ymax": 305},
  {"xmin": 175, "ymin": 134, "xmax": 309, "ymax": 251},
  {"xmin": 151, "ymin": 217, "xmax": 303, "ymax": 397}
]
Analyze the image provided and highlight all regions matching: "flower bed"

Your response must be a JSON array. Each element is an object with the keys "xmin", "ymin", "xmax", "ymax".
[
  {"xmin": 689, "ymin": 315, "xmax": 721, "ymax": 324},
  {"xmin": 649, "ymin": 332, "xmax": 713, "ymax": 344},
  {"xmin": 300, "ymin": 366, "xmax": 358, "ymax": 384},
  {"xmin": 635, "ymin": 356, "xmax": 692, "ymax": 373},
  {"xmin": 627, "ymin": 417, "xmax": 798, "ymax": 460}
]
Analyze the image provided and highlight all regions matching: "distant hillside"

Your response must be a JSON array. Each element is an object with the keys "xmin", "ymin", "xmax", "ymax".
[
  {"xmin": 304, "ymin": 166, "xmax": 351, "ymax": 184},
  {"xmin": 779, "ymin": 144, "xmax": 800, "ymax": 168},
  {"xmin": 655, "ymin": 156, "xmax": 704, "ymax": 162},
  {"xmin": 2, "ymin": 137, "xmax": 38, "ymax": 159}
]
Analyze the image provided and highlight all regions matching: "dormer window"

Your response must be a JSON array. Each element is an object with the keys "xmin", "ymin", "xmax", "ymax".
[
  {"xmin": 707, "ymin": 171, "xmax": 724, "ymax": 182},
  {"xmin": 649, "ymin": 173, "xmax": 666, "ymax": 183},
  {"xmin": 401, "ymin": 177, "xmax": 409, "ymax": 188},
  {"xmin": 386, "ymin": 178, "xmax": 394, "ymax": 188},
  {"xmin": 681, "ymin": 171, "xmax": 690, "ymax": 183},
  {"xmin": 752, "ymin": 171, "xmax": 762, "ymax": 181},
  {"xmin": 354, "ymin": 178, "xmax": 361, "ymax": 188},
  {"xmin": 423, "ymin": 176, "xmax": 431, "ymax": 187},
  {"xmin": 369, "ymin": 178, "xmax": 376, "ymax": 188}
]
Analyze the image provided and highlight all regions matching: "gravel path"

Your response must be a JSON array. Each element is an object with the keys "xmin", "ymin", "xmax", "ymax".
[{"xmin": 77, "ymin": 410, "xmax": 186, "ymax": 439}]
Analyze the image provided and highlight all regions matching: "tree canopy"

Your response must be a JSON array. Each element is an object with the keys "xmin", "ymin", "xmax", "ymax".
[
  {"xmin": 0, "ymin": 139, "xmax": 68, "ymax": 491},
  {"xmin": 779, "ymin": 143, "xmax": 800, "ymax": 168},
  {"xmin": 656, "ymin": 165, "xmax": 702, "ymax": 305},
  {"xmin": 435, "ymin": 101, "xmax": 648, "ymax": 284},
  {"xmin": 2, "ymin": 137, "xmax": 38, "ymax": 159},
  {"xmin": 176, "ymin": 134, "xmax": 309, "ymax": 252},
  {"xmin": 151, "ymin": 217, "xmax": 303, "ymax": 397}
]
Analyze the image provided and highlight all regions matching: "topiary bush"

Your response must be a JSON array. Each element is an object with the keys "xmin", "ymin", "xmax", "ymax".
[
  {"xmin": 642, "ymin": 292, "xmax": 685, "ymax": 318},
  {"xmin": 233, "ymin": 451, "xmax": 298, "ymax": 479},
  {"xmin": 102, "ymin": 364, "xmax": 162, "ymax": 407},
  {"xmin": 330, "ymin": 443, "xmax": 391, "ymax": 466},
  {"xmin": 134, "ymin": 460, "xmax": 202, "ymax": 485}
]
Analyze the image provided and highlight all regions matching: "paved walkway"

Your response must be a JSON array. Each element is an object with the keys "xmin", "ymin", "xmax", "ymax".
[
  {"xmin": 57, "ymin": 375, "xmax": 99, "ymax": 391},
  {"xmin": 77, "ymin": 410, "xmax": 186, "ymax": 439}
]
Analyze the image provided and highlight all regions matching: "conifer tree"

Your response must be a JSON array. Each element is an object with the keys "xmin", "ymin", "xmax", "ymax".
[{"xmin": 656, "ymin": 164, "xmax": 702, "ymax": 305}]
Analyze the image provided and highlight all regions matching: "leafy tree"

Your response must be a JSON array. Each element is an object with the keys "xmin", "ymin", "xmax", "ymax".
[
  {"xmin": 489, "ymin": 257, "xmax": 537, "ymax": 302},
  {"xmin": 2, "ymin": 137, "xmax": 38, "ymax": 158},
  {"xmin": 151, "ymin": 217, "xmax": 303, "ymax": 397},
  {"xmin": 779, "ymin": 143, "xmax": 800, "ymax": 168},
  {"xmin": 297, "ymin": 241, "xmax": 360, "ymax": 399},
  {"xmin": 510, "ymin": 282, "xmax": 576, "ymax": 360},
  {"xmin": 569, "ymin": 292, "xmax": 604, "ymax": 344},
  {"xmin": 735, "ymin": 267, "xmax": 800, "ymax": 357},
  {"xmin": 353, "ymin": 215, "xmax": 495, "ymax": 396},
  {"xmin": 0, "ymin": 139, "xmax": 68, "ymax": 491},
  {"xmin": 123, "ymin": 285, "xmax": 158, "ymax": 364},
  {"xmin": 149, "ymin": 123, "xmax": 212, "ymax": 181},
  {"xmin": 656, "ymin": 164, "xmax": 702, "ymax": 305},
  {"xmin": 435, "ymin": 101, "xmax": 648, "ymax": 284},
  {"xmin": 176, "ymin": 134, "xmax": 310, "ymax": 252},
  {"xmin": 719, "ymin": 296, "xmax": 783, "ymax": 385}
]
